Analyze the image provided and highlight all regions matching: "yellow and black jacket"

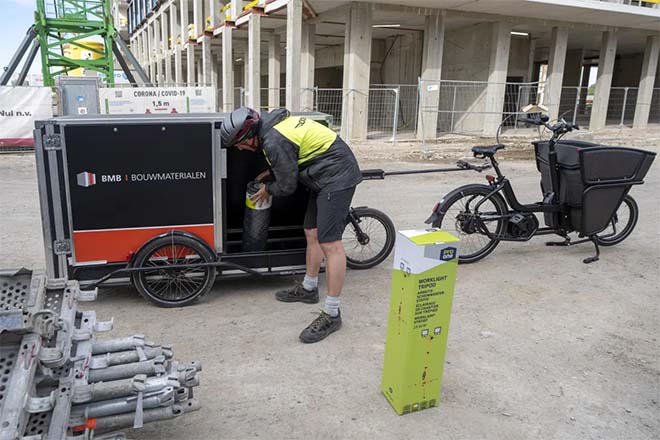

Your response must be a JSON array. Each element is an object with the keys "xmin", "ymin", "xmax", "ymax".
[{"xmin": 257, "ymin": 109, "xmax": 362, "ymax": 196}]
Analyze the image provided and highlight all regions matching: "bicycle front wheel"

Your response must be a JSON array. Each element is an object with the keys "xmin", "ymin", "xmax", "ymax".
[
  {"xmin": 343, "ymin": 207, "xmax": 396, "ymax": 270},
  {"xmin": 433, "ymin": 185, "xmax": 508, "ymax": 264}
]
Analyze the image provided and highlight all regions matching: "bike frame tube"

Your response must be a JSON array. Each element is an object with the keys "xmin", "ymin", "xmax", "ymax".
[{"xmin": 474, "ymin": 178, "xmax": 563, "ymax": 213}]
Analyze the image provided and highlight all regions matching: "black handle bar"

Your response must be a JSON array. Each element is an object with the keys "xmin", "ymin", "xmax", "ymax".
[{"xmin": 519, "ymin": 114, "xmax": 579, "ymax": 134}]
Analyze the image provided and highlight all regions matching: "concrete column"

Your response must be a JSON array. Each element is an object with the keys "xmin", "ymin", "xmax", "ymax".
[
  {"xmin": 187, "ymin": 43, "xmax": 196, "ymax": 84},
  {"xmin": 193, "ymin": 0, "xmax": 204, "ymax": 38},
  {"xmin": 197, "ymin": 56, "xmax": 203, "ymax": 84},
  {"xmin": 171, "ymin": 1, "xmax": 182, "ymax": 85},
  {"xmin": 578, "ymin": 63, "xmax": 591, "ymax": 115},
  {"xmin": 563, "ymin": 49, "xmax": 584, "ymax": 86},
  {"xmin": 633, "ymin": 34, "xmax": 660, "ymax": 129},
  {"xmin": 589, "ymin": 30, "xmax": 618, "ymax": 130},
  {"xmin": 268, "ymin": 34, "xmax": 281, "ymax": 110},
  {"xmin": 142, "ymin": 32, "xmax": 147, "ymax": 67},
  {"xmin": 301, "ymin": 23, "xmax": 316, "ymax": 111},
  {"xmin": 526, "ymin": 38, "xmax": 536, "ymax": 83},
  {"xmin": 143, "ymin": 29, "xmax": 148, "ymax": 66},
  {"xmin": 340, "ymin": 2, "xmax": 373, "ymax": 141},
  {"xmin": 162, "ymin": 10, "xmax": 172, "ymax": 84},
  {"xmin": 545, "ymin": 27, "xmax": 569, "ymax": 121},
  {"xmin": 212, "ymin": 48, "xmax": 219, "ymax": 88},
  {"xmin": 519, "ymin": 37, "xmax": 537, "ymax": 107},
  {"xmin": 180, "ymin": 0, "xmax": 190, "ymax": 85},
  {"xmin": 209, "ymin": 0, "xmax": 220, "ymax": 30},
  {"xmin": 285, "ymin": 0, "xmax": 302, "ymax": 111},
  {"xmin": 416, "ymin": 13, "xmax": 446, "ymax": 141},
  {"xmin": 222, "ymin": 26, "xmax": 234, "ymax": 111},
  {"xmin": 483, "ymin": 21, "xmax": 512, "ymax": 136},
  {"xmin": 247, "ymin": 13, "xmax": 261, "ymax": 109},
  {"xmin": 201, "ymin": 37, "xmax": 212, "ymax": 85},
  {"xmin": 154, "ymin": 17, "xmax": 162, "ymax": 84},
  {"xmin": 148, "ymin": 23, "xmax": 155, "ymax": 81},
  {"xmin": 136, "ymin": 33, "xmax": 142, "ymax": 66},
  {"xmin": 137, "ymin": 33, "xmax": 143, "ymax": 66},
  {"xmin": 243, "ymin": 59, "xmax": 249, "ymax": 93},
  {"xmin": 213, "ymin": 50, "xmax": 222, "ymax": 90}
]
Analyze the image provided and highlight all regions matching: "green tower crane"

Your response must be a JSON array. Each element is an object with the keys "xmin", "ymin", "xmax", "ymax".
[{"xmin": 1, "ymin": 0, "xmax": 151, "ymax": 87}]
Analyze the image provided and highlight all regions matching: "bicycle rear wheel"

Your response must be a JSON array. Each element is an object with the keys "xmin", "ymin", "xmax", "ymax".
[
  {"xmin": 343, "ymin": 207, "xmax": 395, "ymax": 270},
  {"xmin": 433, "ymin": 185, "xmax": 508, "ymax": 264},
  {"xmin": 595, "ymin": 195, "xmax": 638, "ymax": 246}
]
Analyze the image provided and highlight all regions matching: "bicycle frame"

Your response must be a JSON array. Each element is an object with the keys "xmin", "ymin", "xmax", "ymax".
[{"xmin": 468, "ymin": 130, "xmax": 571, "ymax": 242}]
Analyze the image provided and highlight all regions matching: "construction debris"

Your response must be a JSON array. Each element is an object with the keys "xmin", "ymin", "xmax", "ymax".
[{"xmin": 0, "ymin": 268, "xmax": 201, "ymax": 439}]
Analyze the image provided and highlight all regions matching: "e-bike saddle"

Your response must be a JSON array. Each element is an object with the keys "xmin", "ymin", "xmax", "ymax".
[{"xmin": 471, "ymin": 144, "xmax": 505, "ymax": 156}]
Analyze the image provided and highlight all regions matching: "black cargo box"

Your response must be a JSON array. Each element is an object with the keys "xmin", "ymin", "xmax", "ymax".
[{"xmin": 533, "ymin": 140, "xmax": 655, "ymax": 235}]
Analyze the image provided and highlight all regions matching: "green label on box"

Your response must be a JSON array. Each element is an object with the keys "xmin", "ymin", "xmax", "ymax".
[{"xmin": 381, "ymin": 229, "xmax": 460, "ymax": 415}]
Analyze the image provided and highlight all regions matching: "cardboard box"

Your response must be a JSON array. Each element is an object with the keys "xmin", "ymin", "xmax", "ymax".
[{"xmin": 381, "ymin": 229, "xmax": 460, "ymax": 415}]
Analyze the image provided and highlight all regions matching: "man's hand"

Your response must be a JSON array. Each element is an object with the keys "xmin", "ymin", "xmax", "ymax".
[
  {"xmin": 250, "ymin": 184, "xmax": 270, "ymax": 203},
  {"xmin": 255, "ymin": 169, "xmax": 272, "ymax": 182}
]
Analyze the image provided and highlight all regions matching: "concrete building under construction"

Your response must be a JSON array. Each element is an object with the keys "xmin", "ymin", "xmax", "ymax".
[{"xmin": 119, "ymin": 0, "xmax": 660, "ymax": 140}]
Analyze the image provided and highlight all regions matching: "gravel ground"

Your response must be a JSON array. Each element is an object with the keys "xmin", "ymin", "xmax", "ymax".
[{"xmin": 0, "ymin": 131, "xmax": 658, "ymax": 440}]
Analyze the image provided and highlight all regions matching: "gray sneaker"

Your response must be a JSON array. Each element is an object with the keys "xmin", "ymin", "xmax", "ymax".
[
  {"xmin": 275, "ymin": 283, "xmax": 319, "ymax": 304},
  {"xmin": 299, "ymin": 310, "xmax": 342, "ymax": 343}
]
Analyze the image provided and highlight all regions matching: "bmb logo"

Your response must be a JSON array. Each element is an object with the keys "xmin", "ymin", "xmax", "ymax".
[
  {"xmin": 76, "ymin": 171, "xmax": 96, "ymax": 188},
  {"xmin": 440, "ymin": 247, "xmax": 457, "ymax": 261}
]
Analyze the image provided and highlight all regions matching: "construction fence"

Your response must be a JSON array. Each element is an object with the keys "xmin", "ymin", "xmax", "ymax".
[
  {"xmin": 55, "ymin": 81, "xmax": 660, "ymax": 137},
  {"xmin": 3, "ymin": 81, "xmax": 659, "ymax": 151}
]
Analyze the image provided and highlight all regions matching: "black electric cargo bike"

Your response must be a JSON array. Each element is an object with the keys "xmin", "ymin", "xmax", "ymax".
[
  {"xmin": 426, "ymin": 114, "xmax": 656, "ymax": 264},
  {"xmin": 34, "ymin": 113, "xmax": 396, "ymax": 307}
]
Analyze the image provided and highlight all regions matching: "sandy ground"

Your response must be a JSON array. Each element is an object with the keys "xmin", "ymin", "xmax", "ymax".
[{"xmin": 0, "ymin": 131, "xmax": 659, "ymax": 440}]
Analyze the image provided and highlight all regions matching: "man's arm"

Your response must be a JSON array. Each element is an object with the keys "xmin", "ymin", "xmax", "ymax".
[{"xmin": 263, "ymin": 133, "xmax": 298, "ymax": 197}]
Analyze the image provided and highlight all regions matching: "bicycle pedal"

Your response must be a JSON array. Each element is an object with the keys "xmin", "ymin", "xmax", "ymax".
[{"xmin": 583, "ymin": 256, "xmax": 599, "ymax": 264}]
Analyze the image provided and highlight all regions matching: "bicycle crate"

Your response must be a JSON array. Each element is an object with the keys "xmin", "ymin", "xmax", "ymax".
[{"xmin": 533, "ymin": 140, "xmax": 655, "ymax": 235}]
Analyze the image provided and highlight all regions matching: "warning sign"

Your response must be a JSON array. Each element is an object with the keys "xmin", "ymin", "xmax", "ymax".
[{"xmin": 99, "ymin": 87, "xmax": 216, "ymax": 114}]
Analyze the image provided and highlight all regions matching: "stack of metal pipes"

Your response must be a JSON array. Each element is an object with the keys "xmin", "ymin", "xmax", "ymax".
[{"xmin": 0, "ymin": 269, "xmax": 201, "ymax": 440}]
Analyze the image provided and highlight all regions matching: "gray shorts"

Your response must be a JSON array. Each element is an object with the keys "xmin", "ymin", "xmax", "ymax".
[{"xmin": 303, "ymin": 187, "xmax": 356, "ymax": 243}]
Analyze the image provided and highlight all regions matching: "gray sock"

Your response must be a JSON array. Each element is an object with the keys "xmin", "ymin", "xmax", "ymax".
[
  {"xmin": 323, "ymin": 296, "xmax": 341, "ymax": 317},
  {"xmin": 302, "ymin": 275, "xmax": 318, "ymax": 291}
]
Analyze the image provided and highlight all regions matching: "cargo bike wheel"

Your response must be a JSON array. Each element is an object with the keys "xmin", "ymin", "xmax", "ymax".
[
  {"xmin": 594, "ymin": 195, "xmax": 638, "ymax": 247},
  {"xmin": 432, "ymin": 185, "xmax": 508, "ymax": 264},
  {"xmin": 343, "ymin": 207, "xmax": 396, "ymax": 270},
  {"xmin": 131, "ymin": 234, "xmax": 217, "ymax": 307}
]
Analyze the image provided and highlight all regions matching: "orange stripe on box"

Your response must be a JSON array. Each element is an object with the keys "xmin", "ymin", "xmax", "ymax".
[{"xmin": 73, "ymin": 225, "xmax": 215, "ymax": 263}]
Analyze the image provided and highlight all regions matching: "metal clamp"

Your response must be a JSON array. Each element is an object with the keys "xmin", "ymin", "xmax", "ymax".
[
  {"xmin": 43, "ymin": 133, "xmax": 62, "ymax": 151},
  {"xmin": 94, "ymin": 318, "xmax": 114, "ymax": 333},
  {"xmin": 53, "ymin": 239, "xmax": 72, "ymax": 255},
  {"xmin": 26, "ymin": 391, "xmax": 56, "ymax": 413},
  {"xmin": 76, "ymin": 288, "xmax": 98, "ymax": 302},
  {"xmin": 90, "ymin": 353, "xmax": 110, "ymax": 370}
]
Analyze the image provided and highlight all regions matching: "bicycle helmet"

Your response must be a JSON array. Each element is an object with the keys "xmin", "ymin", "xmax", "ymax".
[{"xmin": 221, "ymin": 107, "xmax": 260, "ymax": 147}]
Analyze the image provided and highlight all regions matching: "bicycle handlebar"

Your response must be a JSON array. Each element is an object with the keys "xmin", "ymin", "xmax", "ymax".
[{"xmin": 519, "ymin": 114, "xmax": 579, "ymax": 136}]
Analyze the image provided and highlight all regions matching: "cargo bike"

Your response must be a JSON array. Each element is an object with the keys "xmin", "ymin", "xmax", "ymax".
[
  {"xmin": 34, "ymin": 113, "xmax": 397, "ymax": 307},
  {"xmin": 426, "ymin": 114, "xmax": 656, "ymax": 264}
]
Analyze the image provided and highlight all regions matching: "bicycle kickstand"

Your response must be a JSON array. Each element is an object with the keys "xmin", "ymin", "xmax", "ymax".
[
  {"xmin": 583, "ymin": 236, "xmax": 600, "ymax": 264},
  {"xmin": 545, "ymin": 235, "xmax": 571, "ymax": 247}
]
